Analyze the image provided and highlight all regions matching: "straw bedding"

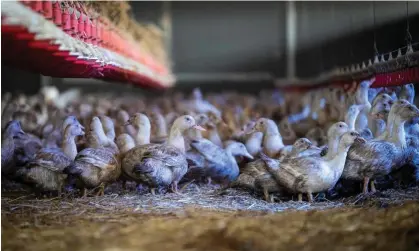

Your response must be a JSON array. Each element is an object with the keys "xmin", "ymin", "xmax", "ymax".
[{"xmin": 2, "ymin": 182, "xmax": 419, "ymax": 251}]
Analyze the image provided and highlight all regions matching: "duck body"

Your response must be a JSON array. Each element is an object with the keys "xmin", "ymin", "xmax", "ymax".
[
  {"xmin": 64, "ymin": 147, "xmax": 121, "ymax": 191},
  {"xmin": 17, "ymin": 149, "xmax": 71, "ymax": 192},
  {"xmin": 122, "ymin": 144, "xmax": 188, "ymax": 191},
  {"xmin": 264, "ymin": 131, "xmax": 363, "ymax": 201},
  {"xmin": 342, "ymin": 140, "xmax": 408, "ymax": 181},
  {"xmin": 1, "ymin": 120, "xmax": 26, "ymax": 175}
]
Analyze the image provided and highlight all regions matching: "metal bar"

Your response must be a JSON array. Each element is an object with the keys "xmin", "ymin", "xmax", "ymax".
[{"xmin": 286, "ymin": 0, "xmax": 297, "ymax": 79}]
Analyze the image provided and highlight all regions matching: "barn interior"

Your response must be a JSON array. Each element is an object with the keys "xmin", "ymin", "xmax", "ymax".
[{"xmin": 2, "ymin": 1, "xmax": 419, "ymax": 251}]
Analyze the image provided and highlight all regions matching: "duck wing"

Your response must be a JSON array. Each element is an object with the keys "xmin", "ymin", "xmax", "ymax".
[
  {"xmin": 28, "ymin": 149, "xmax": 71, "ymax": 172},
  {"xmin": 190, "ymin": 138, "xmax": 228, "ymax": 166},
  {"xmin": 75, "ymin": 148, "xmax": 118, "ymax": 170},
  {"xmin": 186, "ymin": 151, "xmax": 205, "ymax": 167}
]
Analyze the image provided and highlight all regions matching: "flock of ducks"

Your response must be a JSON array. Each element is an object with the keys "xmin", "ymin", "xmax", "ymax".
[{"xmin": 1, "ymin": 81, "xmax": 418, "ymax": 202}]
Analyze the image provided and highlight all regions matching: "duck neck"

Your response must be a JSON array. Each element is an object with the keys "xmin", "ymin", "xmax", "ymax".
[
  {"xmin": 135, "ymin": 127, "xmax": 150, "ymax": 145},
  {"xmin": 61, "ymin": 134, "xmax": 78, "ymax": 160},
  {"xmin": 377, "ymin": 113, "xmax": 395, "ymax": 141},
  {"xmin": 208, "ymin": 127, "xmax": 222, "ymax": 147},
  {"xmin": 390, "ymin": 118, "xmax": 407, "ymax": 148},
  {"xmin": 324, "ymin": 135, "xmax": 340, "ymax": 160},
  {"xmin": 263, "ymin": 120, "xmax": 284, "ymax": 155},
  {"xmin": 96, "ymin": 126, "xmax": 108, "ymax": 145},
  {"xmin": 373, "ymin": 119, "xmax": 386, "ymax": 138},
  {"xmin": 155, "ymin": 115, "xmax": 168, "ymax": 137},
  {"xmin": 325, "ymin": 143, "xmax": 350, "ymax": 178},
  {"xmin": 345, "ymin": 111, "xmax": 359, "ymax": 131},
  {"xmin": 355, "ymin": 103, "xmax": 371, "ymax": 132},
  {"xmin": 120, "ymin": 143, "xmax": 135, "ymax": 155},
  {"xmin": 225, "ymin": 146, "xmax": 239, "ymax": 167},
  {"xmin": 245, "ymin": 132, "xmax": 263, "ymax": 156},
  {"xmin": 168, "ymin": 128, "xmax": 185, "ymax": 153}
]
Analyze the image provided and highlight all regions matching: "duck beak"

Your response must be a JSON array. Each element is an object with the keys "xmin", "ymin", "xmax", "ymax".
[
  {"xmin": 244, "ymin": 127, "xmax": 256, "ymax": 135},
  {"xmin": 193, "ymin": 125, "xmax": 206, "ymax": 131},
  {"xmin": 244, "ymin": 152, "xmax": 254, "ymax": 160},
  {"xmin": 355, "ymin": 137, "xmax": 367, "ymax": 144}
]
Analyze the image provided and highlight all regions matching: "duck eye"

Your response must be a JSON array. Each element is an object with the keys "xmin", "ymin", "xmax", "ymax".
[
  {"xmin": 350, "ymin": 132, "xmax": 355, "ymax": 136},
  {"xmin": 339, "ymin": 125, "xmax": 343, "ymax": 128}
]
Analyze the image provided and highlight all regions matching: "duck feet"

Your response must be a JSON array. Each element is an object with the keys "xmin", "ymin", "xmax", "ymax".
[
  {"xmin": 206, "ymin": 177, "xmax": 212, "ymax": 186},
  {"xmin": 307, "ymin": 193, "xmax": 314, "ymax": 203},
  {"xmin": 263, "ymin": 188, "xmax": 274, "ymax": 203},
  {"xmin": 362, "ymin": 177, "xmax": 370, "ymax": 194},
  {"xmin": 150, "ymin": 188, "xmax": 156, "ymax": 195},
  {"xmin": 298, "ymin": 193, "xmax": 303, "ymax": 202},
  {"xmin": 370, "ymin": 180, "xmax": 376, "ymax": 193},
  {"xmin": 96, "ymin": 183, "xmax": 105, "ymax": 196},
  {"xmin": 171, "ymin": 182, "xmax": 181, "ymax": 194},
  {"xmin": 82, "ymin": 188, "xmax": 88, "ymax": 198}
]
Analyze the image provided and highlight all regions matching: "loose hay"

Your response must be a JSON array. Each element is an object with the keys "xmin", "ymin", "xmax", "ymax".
[{"xmin": 2, "ymin": 184, "xmax": 419, "ymax": 251}]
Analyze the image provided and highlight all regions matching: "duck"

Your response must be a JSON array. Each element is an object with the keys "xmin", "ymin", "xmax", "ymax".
[
  {"xmin": 184, "ymin": 139, "xmax": 253, "ymax": 186},
  {"xmin": 116, "ymin": 134, "xmax": 136, "ymax": 158},
  {"xmin": 44, "ymin": 115, "xmax": 85, "ymax": 149},
  {"xmin": 121, "ymin": 115, "xmax": 206, "ymax": 194},
  {"xmin": 204, "ymin": 112, "xmax": 226, "ymax": 148},
  {"xmin": 302, "ymin": 121, "xmax": 350, "ymax": 159},
  {"xmin": 177, "ymin": 88, "xmax": 222, "ymax": 119},
  {"xmin": 99, "ymin": 115, "xmax": 116, "ymax": 142},
  {"xmin": 184, "ymin": 113, "xmax": 209, "ymax": 152},
  {"xmin": 1, "ymin": 120, "xmax": 26, "ymax": 173},
  {"xmin": 85, "ymin": 117, "xmax": 118, "ymax": 154},
  {"xmin": 115, "ymin": 109, "xmax": 136, "ymax": 138},
  {"xmin": 232, "ymin": 120, "xmax": 264, "ymax": 158},
  {"xmin": 305, "ymin": 127, "xmax": 326, "ymax": 147},
  {"xmin": 263, "ymin": 131, "xmax": 365, "ymax": 202},
  {"xmin": 354, "ymin": 79, "xmax": 374, "ymax": 134},
  {"xmin": 399, "ymin": 83, "xmax": 415, "ymax": 104},
  {"xmin": 342, "ymin": 102, "xmax": 419, "ymax": 194},
  {"xmin": 17, "ymin": 124, "xmax": 85, "ymax": 195},
  {"xmin": 251, "ymin": 138, "xmax": 318, "ymax": 202},
  {"xmin": 64, "ymin": 121, "xmax": 122, "ymax": 197},
  {"xmin": 245, "ymin": 118, "xmax": 285, "ymax": 158},
  {"xmin": 149, "ymin": 111, "xmax": 169, "ymax": 144},
  {"xmin": 376, "ymin": 99, "xmax": 411, "ymax": 141},
  {"xmin": 124, "ymin": 113, "xmax": 151, "ymax": 146}
]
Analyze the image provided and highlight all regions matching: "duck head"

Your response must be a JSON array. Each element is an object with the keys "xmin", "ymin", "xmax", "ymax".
[
  {"xmin": 125, "ymin": 113, "xmax": 151, "ymax": 130},
  {"xmin": 64, "ymin": 123, "xmax": 85, "ymax": 138},
  {"xmin": 117, "ymin": 109, "xmax": 130, "ymax": 124},
  {"xmin": 244, "ymin": 118, "xmax": 270, "ymax": 135},
  {"xmin": 293, "ymin": 138, "xmax": 314, "ymax": 151},
  {"xmin": 328, "ymin": 122, "xmax": 349, "ymax": 139},
  {"xmin": 397, "ymin": 103, "xmax": 419, "ymax": 123},
  {"xmin": 4, "ymin": 120, "xmax": 25, "ymax": 139},
  {"xmin": 172, "ymin": 115, "xmax": 206, "ymax": 133},
  {"xmin": 63, "ymin": 115, "xmax": 85, "ymax": 132},
  {"xmin": 372, "ymin": 93, "xmax": 394, "ymax": 107},
  {"xmin": 226, "ymin": 142, "xmax": 254, "ymax": 160},
  {"xmin": 340, "ymin": 131, "xmax": 366, "ymax": 148}
]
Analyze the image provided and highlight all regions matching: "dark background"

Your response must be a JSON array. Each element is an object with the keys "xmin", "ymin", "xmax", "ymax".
[{"xmin": 2, "ymin": 1, "xmax": 419, "ymax": 95}]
